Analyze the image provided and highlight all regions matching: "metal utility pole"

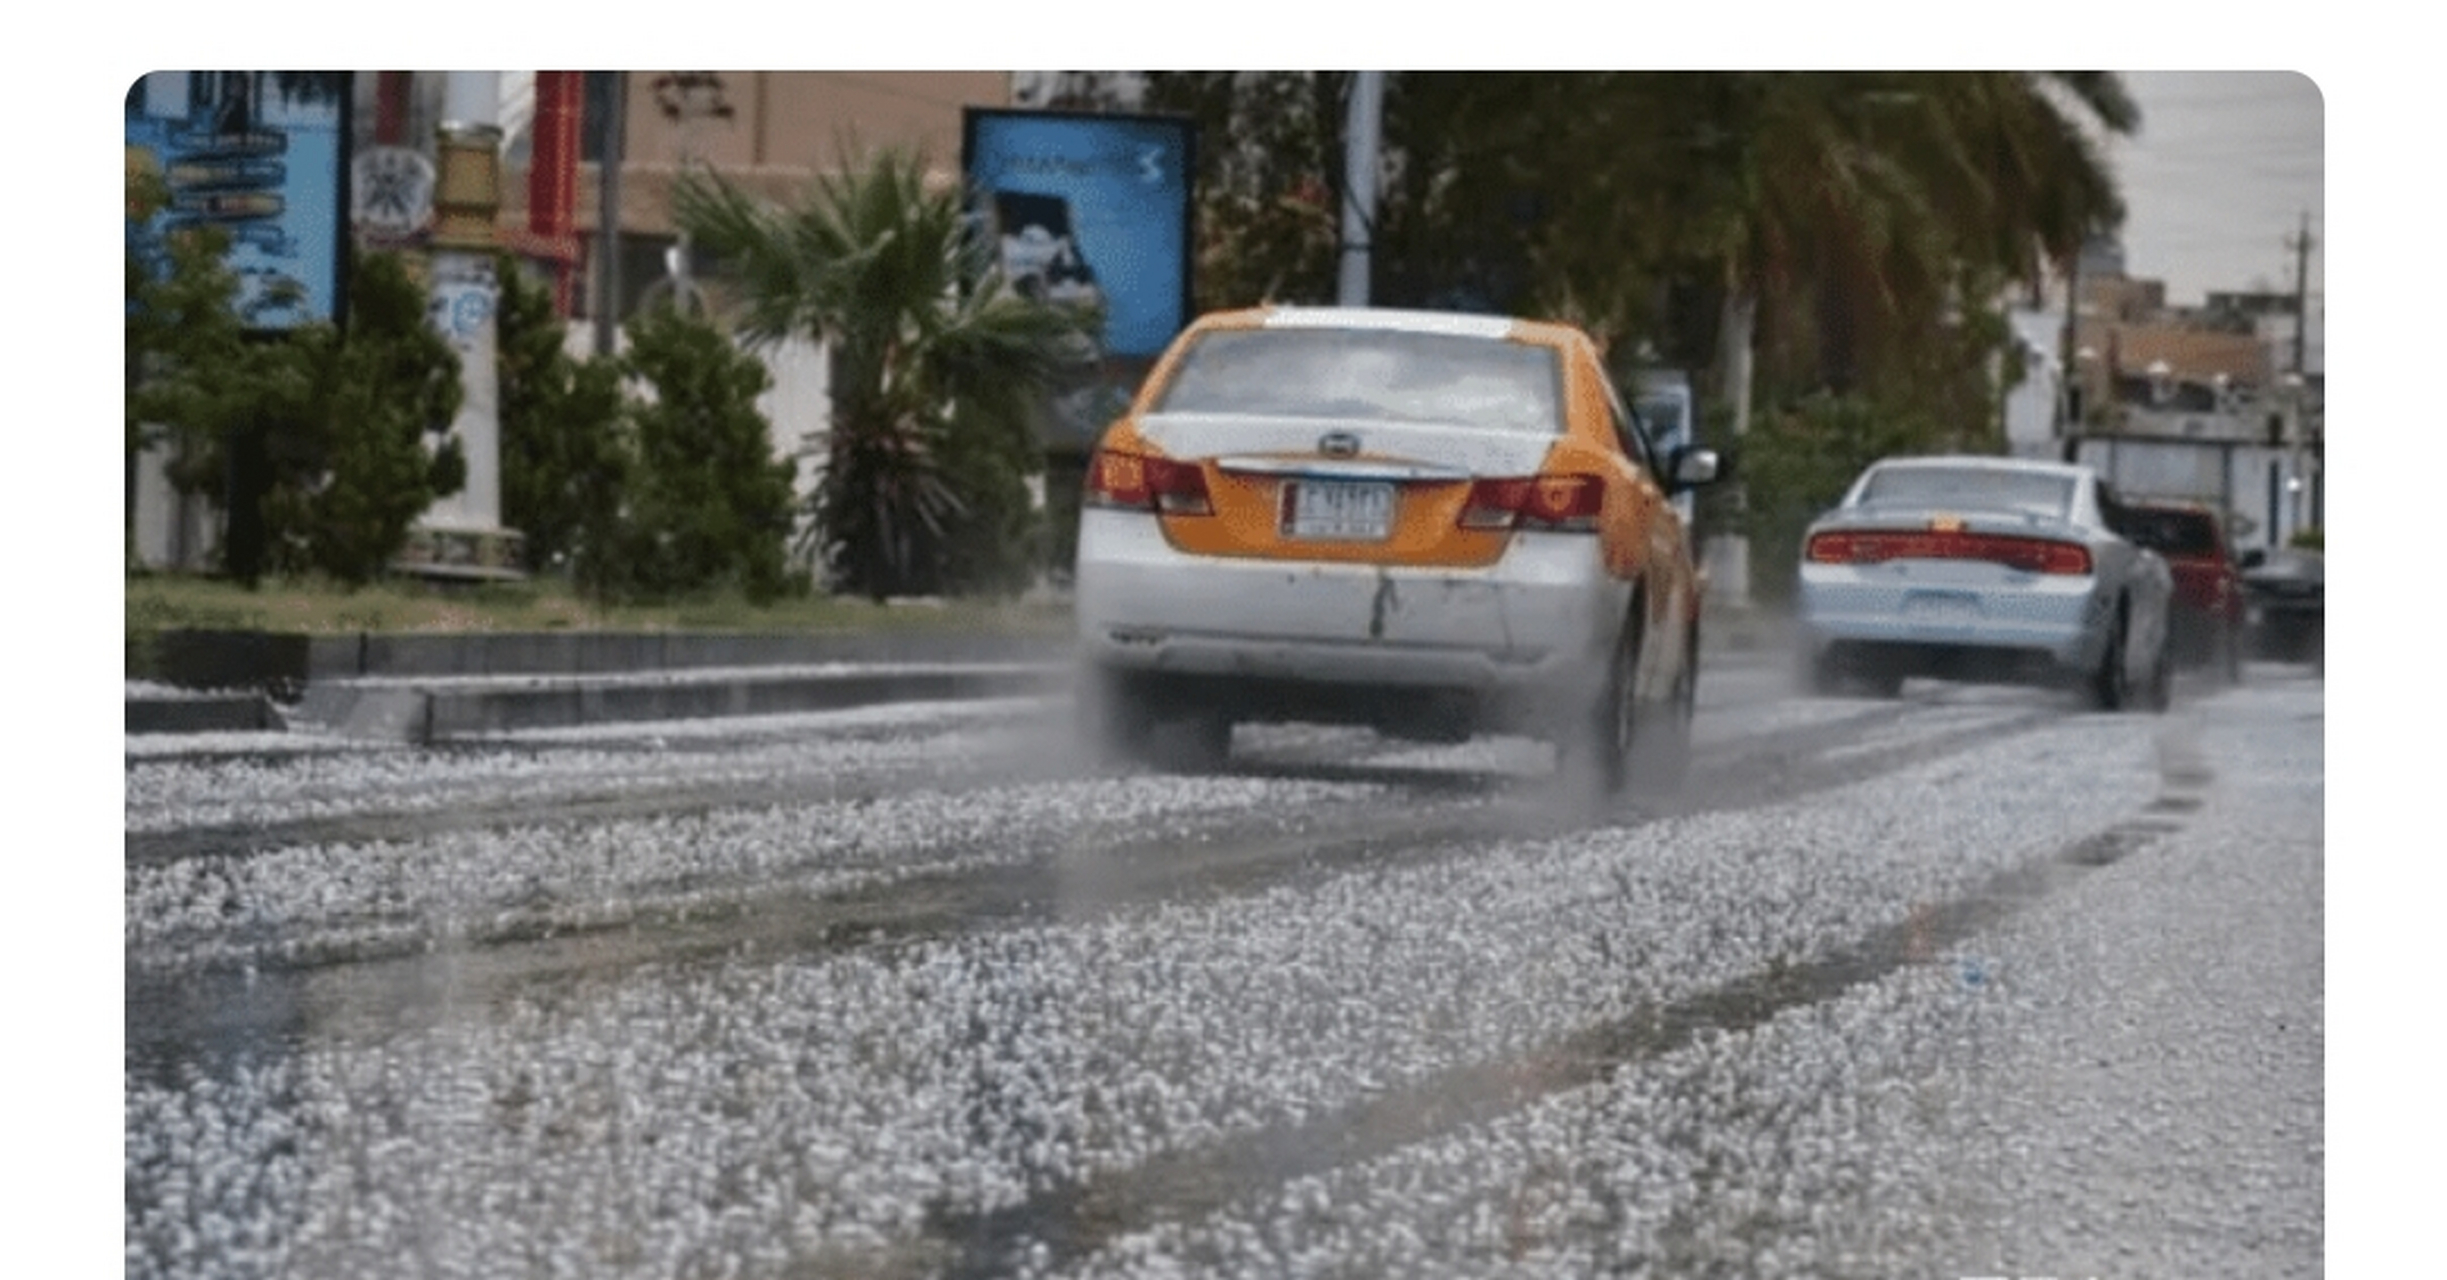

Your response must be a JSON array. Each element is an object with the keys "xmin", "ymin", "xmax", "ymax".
[
  {"xmin": 2058, "ymin": 248, "xmax": 2082, "ymax": 450},
  {"xmin": 2287, "ymin": 211, "xmax": 2313, "ymax": 376},
  {"xmin": 595, "ymin": 71, "xmax": 627, "ymax": 357},
  {"xmin": 1338, "ymin": 71, "xmax": 1383, "ymax": 307},
  {"xmin": 2283, "ymin": 211, "xmax": 2317, "ymax": 541}
]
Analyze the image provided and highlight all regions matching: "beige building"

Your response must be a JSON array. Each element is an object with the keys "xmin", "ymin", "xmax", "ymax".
[{"xmin": 496, "ymin": 72, "xmax": 1012, "ymax": 325}]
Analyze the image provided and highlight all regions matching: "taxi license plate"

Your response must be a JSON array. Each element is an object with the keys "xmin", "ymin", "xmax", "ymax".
[{"xmin": 1282, "ymin": 480, "xmax": 1395, "ymax": 540}]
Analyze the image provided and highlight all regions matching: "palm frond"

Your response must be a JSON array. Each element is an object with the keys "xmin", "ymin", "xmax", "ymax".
[{"xmin": 678, "ymin": 145, "xmax": 1081, "ymax": 597}]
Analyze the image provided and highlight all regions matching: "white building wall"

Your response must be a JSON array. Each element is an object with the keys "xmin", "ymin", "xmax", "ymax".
[
  {"xmin": 2003, "ymin": 306, "xmax": 2066, "ymax": 459},
  {"xmin": 2072, "ymin": 435, "xmax": 2320, "ymax": 551},
  {"xmin": 130, "ymin": 441, "xmax": 217, "ymax": 571},
  {"xmin": 752, "ymin": 334, "xmax": 830, "ymax": 560}
]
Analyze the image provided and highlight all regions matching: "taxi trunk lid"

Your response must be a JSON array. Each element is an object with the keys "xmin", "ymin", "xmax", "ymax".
[{"xmin": 1130, "ymin": 410, "xmax": 1559, "ymax": 566}]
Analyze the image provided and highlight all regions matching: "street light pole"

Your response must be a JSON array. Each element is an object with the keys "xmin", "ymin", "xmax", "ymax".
[
  {"xmin": 1703, "ymin": 291, "xmax": 1756, "ymax": 609},
  {"xmin": 2287, "ymin": 211, "xmax": 2312, "ymax": 378},
  {"xmin": 1338, "ymin": 71, "xmax": 1383, "ymax": 308},
  {"xmin": 595, "ymin": 71, "xmax": 627, "ymax": 358}
]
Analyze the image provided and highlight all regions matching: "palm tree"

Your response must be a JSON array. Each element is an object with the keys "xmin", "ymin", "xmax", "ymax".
[
  {"xmin": 1677, "ymin": 72, "xmax": 2137, "ymax": 430},
  {"xmin": 1618, "ymin": 72, "xmax": 2138, "ymax": 600},
  {"xmin": 673, "ymin": 148, "xmax": 1091, "ymax": 599}
]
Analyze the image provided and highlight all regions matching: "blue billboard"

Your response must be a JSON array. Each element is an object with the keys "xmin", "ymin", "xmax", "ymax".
[
  {"xmin": 126, "ymin": 72, "xmax": 351, "ymax": 331},
  {"xmin": 963, "ymin": 108, "xmax": 1195, "ymax": 360}
]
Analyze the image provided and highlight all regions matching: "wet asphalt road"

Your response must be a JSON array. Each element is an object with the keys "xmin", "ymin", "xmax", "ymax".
[{"xmin": 124, "ymin": 658, "xmax": 2322, "ymax": 1278}]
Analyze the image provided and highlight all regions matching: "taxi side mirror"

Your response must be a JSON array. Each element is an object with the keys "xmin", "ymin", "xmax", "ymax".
[{"xmin": 1669, "ymin": 446, "xmax": 1723, "ymax": 492}]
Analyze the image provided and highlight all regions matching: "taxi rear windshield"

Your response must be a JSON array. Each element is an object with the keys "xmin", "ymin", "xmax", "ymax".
[{"xmin": 1154, "ymin": 328, "xmax": 1564, "ymax": 436}]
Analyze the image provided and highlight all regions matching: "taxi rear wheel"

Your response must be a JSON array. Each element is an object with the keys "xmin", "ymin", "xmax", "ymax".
[
  {"xmin": 1568, "ymin": 597, "xmax": 1681, "ymax": 800},
  {"xmin": 1077, "ymin": 667, "xmax": 1231, "ymax": 773},
  {"xmin": 1140, "ymin": 712, "xmax": 1232, "ymax": 773},
  {"xmin": 1807, "ymin": 648, "xmax": 1901, "ymax": 700},
  {"xmin": 1626, "ymin": 624, "xmax": 1695, "ymax": 797},
  {"xmin": 1559, "ymin": 619, "xmax": 1635, "ymax": 799},
  {"xmin": 1075, "ymin": 665, "xmax": 1146, "ymax": 768}
]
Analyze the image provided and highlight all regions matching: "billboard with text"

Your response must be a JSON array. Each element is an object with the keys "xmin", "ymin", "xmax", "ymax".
[{"xmin": 126, "ymin": 71, "xmax": 352, "ymax": 331}]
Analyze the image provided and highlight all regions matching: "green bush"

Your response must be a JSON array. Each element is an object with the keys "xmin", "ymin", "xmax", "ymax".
[
  {"xmin": 495, "ymin": 253, "xmax": 627, "ymax": 581},
  {"xmin": 1734, "ymin": 391, "xmax": 1954, "ymax": 607},
  {"xmin": 600, "ymin": 305, "xmax": 800, "ymax": 604},
  {"xmin": 137, "ymin": 245, "xmax": 466, "ymax": 587},
  {"xmin": 2289, "ymin": 526, "xmax": 2323, "ymax": 551},
  {"xmin": 674, "ymin": 150, "xmax": 1085, "ymax": 601},
  {"xmin": 280, "ymin": 252, "xmax": 468, "ymax": 583}
]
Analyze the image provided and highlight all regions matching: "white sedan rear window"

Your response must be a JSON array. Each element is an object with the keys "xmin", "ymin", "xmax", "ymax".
[
  {"xmin": 1858, "ymin": 466, "xmax": 2074, "ymax": 519},
  {"xmin": 1154, "ymin": 328, "xmax": 1564, "ymax": 436}
]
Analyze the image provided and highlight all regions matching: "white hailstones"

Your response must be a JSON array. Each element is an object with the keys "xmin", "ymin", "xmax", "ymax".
[{"xmin": 131, "ymin": 687, "xmax": 2238, "ymax": 1278}]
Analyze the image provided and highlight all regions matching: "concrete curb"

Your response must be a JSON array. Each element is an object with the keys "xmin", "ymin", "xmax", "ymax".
[
  {"xmin": 129, "ymin": 628, "xmax": 1077, "ymax": 738},
  {"xmin": 303, "ymin": 629, "xmax": 1075, "ymax": 679},
  {"xmin": 125, "ymin": 693, "xmax": 284, "ymax": 735},
  {"xmin": 131, "ymin": 611, "xmax": 1796, "ymax": 741},
  {"xmin": 287, "ymin": 664, "xmax": 1070, "ymax": 744}
]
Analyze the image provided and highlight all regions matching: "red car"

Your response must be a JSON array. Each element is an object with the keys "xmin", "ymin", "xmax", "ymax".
[{"xmin": 2119, "ymin": 500, "xmax": 2244, "ymax": 682}]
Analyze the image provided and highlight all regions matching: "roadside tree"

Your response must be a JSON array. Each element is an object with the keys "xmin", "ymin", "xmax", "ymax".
[
  {"xmin": 278, "ymin": 251, "xmax": 468, "ymax": 584},
  {"xmin": 126, "ymin": 168, "xmax": 251, "ymax": 471},
  {"xmin": 673, "ymin": 148, "xmax": 1088, "ymax": 600},
  {"xmin": 132, "ymin": 220, "xmax": 465, "ymax": 586},
  {"xmin": 494, "ymin": 253, "xmax": 628, "ymax": 584},
  {"xmin": 599, "ymin": 303, "xmax": 798, "ymax": 604},
  {"xmin": 126, "ymin": 163, "xmax": 282, "ymax": 574}
]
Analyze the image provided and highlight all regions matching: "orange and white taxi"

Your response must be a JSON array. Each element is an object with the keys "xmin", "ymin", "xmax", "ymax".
[{"xmin": 1073, "ymin": 305, "xmax": 1720, "ymax": 791}]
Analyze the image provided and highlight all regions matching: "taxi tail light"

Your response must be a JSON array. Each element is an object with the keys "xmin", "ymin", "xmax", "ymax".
[
  {"xmin": 1459, "ymin": 474, "xmax": 1604, "ymax": 532},
  {"xmin": 1806, "ymin": 530, "xmax": 2092, "ymax": 575},
  {"xmin": 1084, "ymin": 448, "xmax": 1213, "ymax": 516}
]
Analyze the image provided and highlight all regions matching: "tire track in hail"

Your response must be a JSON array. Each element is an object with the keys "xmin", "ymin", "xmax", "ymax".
[
  {"xmin": 124, "ymin": 717, "xmax": 1538, "ymax": 869},
  {"xmin": 915, "ymin": 720, "xmax": 2219, "ymax": 1277},
  {"xmin": 125, "ymin": 701, "xmax": 1979, "ymax": 985},
  {"xmin": 123, "ymin": 696, "xmax": 1942, "ymax": 870},
  {"xmin": 125, "ymin": 702, "xmax": 2055, "ymax": 1089}
]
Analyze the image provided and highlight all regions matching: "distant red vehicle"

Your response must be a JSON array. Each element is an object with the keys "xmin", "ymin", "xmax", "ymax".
[{"xmin": 2119, "ymin": 500, "xmax": 2244, "ymax": 683}]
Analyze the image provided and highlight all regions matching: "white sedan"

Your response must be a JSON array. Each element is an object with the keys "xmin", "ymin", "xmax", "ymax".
[{"xmin": 1795, "ymin": 455, "xmax": 2173, "ymax": 710}]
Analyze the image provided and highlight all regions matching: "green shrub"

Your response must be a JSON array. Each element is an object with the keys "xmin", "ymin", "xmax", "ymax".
[
  {"xmin": 138, "ymin": 247, "xmax": 466, "ymax": 586},
  {"xmin": 495, "ymin": 253, "xmax": 627, "ymax": 580},
  {"xmin": 283, "ymin": 251, "xmax": 468, "ymax": 583},
  {"xmin": 674, "ymin": 150, "xmax": 1084, "ymax": 601},
  {"xmin": 601, "ymin": 305, "xmax": 800, "ymax": 604},
  {"xmin": 1733, "ymin": 392, "xmax": 1951, "ymax": 607}
]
